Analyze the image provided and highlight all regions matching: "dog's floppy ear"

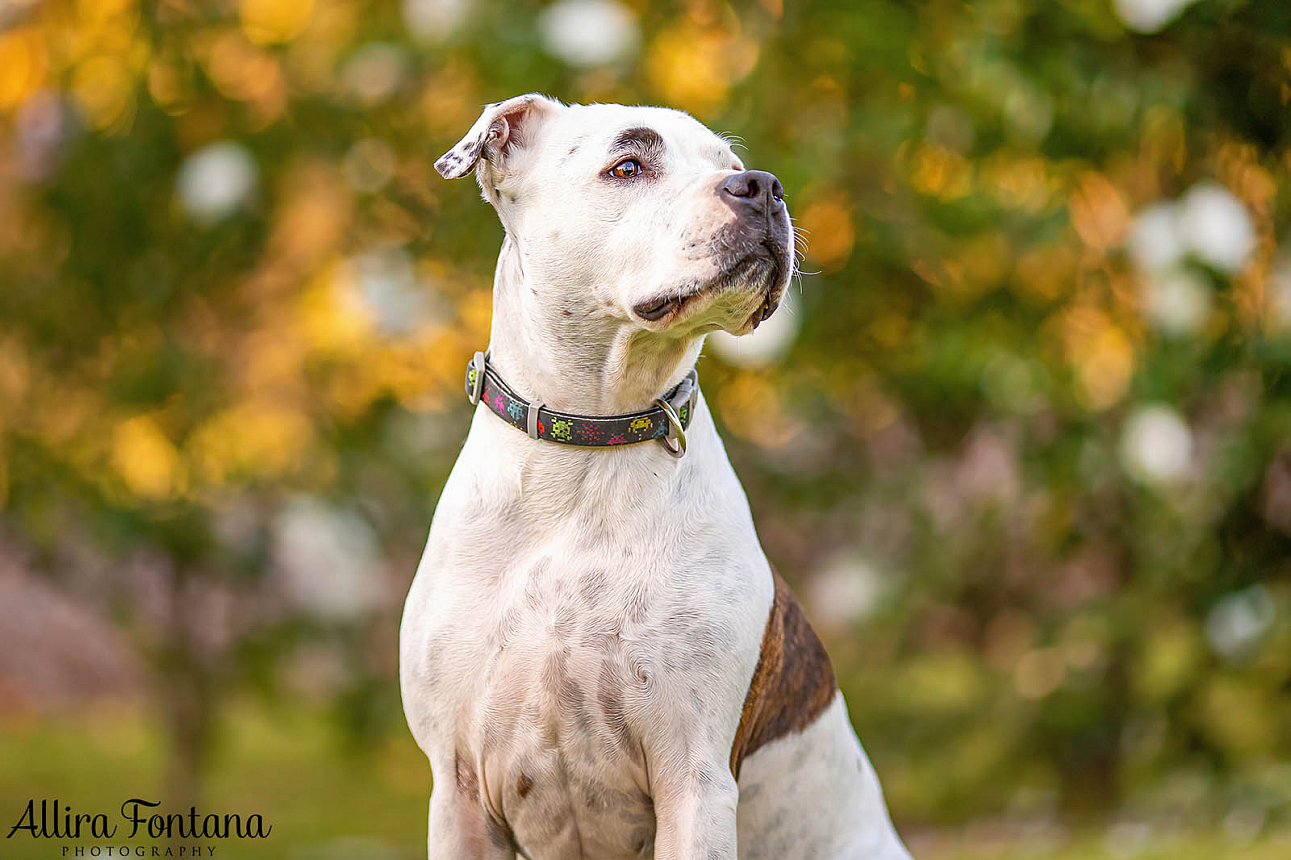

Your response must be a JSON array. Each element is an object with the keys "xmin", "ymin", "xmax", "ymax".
[{"xmin": 434, "ymin": 94, "xmax": 562, "ymax": 180}]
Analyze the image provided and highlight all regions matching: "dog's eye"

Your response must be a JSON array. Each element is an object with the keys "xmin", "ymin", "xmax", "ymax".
[{"xmin": 609, "ymin": 158, "xmax": 643, "ymax": 178}]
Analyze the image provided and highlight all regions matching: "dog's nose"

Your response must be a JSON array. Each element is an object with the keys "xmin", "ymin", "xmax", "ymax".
[{"xmin": 720, "ymin": 170, "xmax": 784, "ymax": 214}]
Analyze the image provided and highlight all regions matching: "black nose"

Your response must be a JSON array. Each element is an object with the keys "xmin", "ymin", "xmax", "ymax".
[{"xmin": 720, "ymin": 170, "xmax": 784, "ymax": 214}]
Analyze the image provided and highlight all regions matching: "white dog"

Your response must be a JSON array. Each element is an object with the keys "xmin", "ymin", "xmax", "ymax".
[{"xmin": 400, "ymin": 94, "xmax": 911, "ymax": 860}]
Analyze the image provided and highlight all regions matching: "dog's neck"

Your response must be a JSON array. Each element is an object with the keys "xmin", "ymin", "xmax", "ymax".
[{"xmin": 484, "ymin": 235, "xmax": 703, "ymax": 416}]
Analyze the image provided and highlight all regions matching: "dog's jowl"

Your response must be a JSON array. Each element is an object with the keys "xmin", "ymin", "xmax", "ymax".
[{"xmin": 399, "ymin": 94, "xmax": 912, "ymax": 860}]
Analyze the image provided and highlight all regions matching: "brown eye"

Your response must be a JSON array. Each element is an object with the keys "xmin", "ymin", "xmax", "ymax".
[{"xmin": 610, "ymin": 158, "xmax": 643, "ymax": 178}]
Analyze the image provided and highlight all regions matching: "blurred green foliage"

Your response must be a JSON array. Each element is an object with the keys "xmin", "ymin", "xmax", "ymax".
[{"xmin": 1, "ymin": 0, "xmax": 1290, "ymax": 851}]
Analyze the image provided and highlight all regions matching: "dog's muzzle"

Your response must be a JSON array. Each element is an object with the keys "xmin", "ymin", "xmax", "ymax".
[
  {"xmin": 721, "ymin": 170, "xmax": 791, "ymax": 326},
  {"xmin": 632, "ymin": 173, "xmax": 792, "ymax": 327}
]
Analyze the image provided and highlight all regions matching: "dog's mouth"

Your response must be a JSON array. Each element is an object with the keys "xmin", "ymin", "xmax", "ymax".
[
  {"xmin": 633, "ymin": 244, "xmax": 787, "ymax": 326},
  {"xmin": 633, "ymin": 293, "xmax": 690, "ymax": 322}
]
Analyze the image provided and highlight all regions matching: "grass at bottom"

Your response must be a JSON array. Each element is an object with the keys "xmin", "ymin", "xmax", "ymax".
[
  {"xmin": 907, "ymin": 823, "xmax": 1291, "ymax": 860},
  {"xmin": 0, "ymin": 702, "xmax": 1286, "ymax": 860},
  {"xmin": 0, "ymin": 699, "xmax": 428, "ymax": 860}
]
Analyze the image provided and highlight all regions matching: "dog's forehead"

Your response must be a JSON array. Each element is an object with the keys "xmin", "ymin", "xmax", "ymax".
[{"xmin": 555, "ymin": 103, "xmax": 736, "ymax": 167}]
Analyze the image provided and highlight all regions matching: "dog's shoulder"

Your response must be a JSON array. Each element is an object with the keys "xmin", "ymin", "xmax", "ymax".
[{"xmin": 728, "ymin": 566, "xmax": 837, "ymax": 779}]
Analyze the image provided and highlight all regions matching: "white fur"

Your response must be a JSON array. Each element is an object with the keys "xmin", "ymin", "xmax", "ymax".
[{"xmin": 400, "ymin": 96, "xmax": 911, "ymax": 860}]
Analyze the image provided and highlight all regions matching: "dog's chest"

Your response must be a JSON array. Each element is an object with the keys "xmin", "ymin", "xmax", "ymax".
[
  {"xmin": 401, "ymin": 417, "xmax": 775, "ymax": 858},
  {"xmin": 411, "ymin": 552, "xmax": 694, "ymax": 858}
]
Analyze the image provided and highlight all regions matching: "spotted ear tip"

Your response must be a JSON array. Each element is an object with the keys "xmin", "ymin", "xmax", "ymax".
[{"xmin": 434, "ymin": 151, "xmax": 464, "ymax": 179}]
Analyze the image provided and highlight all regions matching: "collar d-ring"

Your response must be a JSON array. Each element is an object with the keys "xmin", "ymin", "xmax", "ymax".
[{"xmin": 654, "ymin": 396, "xmax": 687, "ymax": 458}]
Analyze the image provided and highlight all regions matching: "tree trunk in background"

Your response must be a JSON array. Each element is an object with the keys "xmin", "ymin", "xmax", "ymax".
[
  {"xmin": 1059, "ymin": 648, "xmax": 1130, "ymax": 814},
  {"xmin": 158, "ymin": 568, "xmax": 216, "ymax": 820}
]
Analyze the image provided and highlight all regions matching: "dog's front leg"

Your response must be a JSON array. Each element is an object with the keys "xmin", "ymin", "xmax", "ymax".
[
  {"xmin": 426, "ymin": 755, "xmax": 515, "ymax": 860},
  {"xmin": 651, "ymin": 763, "xmax": 740, "ymax": 860}
]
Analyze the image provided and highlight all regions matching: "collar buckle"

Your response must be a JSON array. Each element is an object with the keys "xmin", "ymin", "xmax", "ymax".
[{"xmin": 468, "ymin": 351, "xmax": 486, "ymax": 405}]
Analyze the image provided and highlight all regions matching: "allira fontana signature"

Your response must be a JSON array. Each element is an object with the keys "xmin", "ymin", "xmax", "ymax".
[{"xmin": 7, "ymin": 799, "xmax": 272, "ymax": 841}]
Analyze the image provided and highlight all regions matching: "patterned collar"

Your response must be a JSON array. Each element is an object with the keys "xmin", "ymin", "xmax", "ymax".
[{"xmin": 465, "ymin": 351, "xmax": 699, "ymax": 458}]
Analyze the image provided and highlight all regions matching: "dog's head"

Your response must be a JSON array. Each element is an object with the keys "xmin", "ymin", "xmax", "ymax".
[{"xmin": 436, "ymin": 94, "xmax": 793, "ymax": 338}]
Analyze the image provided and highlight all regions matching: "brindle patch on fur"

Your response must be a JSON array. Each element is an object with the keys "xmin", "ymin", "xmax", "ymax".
[
  {"xmin": 578, "ymin": 567, "xmax": 609, "ymax": 604},
  {"xmin": 728, "ymin": 570, "xmax": 837, "ymax": 779},
  {"xmin": 597, "ymin": 660, "xmax": 644, "ymax": 764},
  {"xmin": 452, "ymin": 751, "xmax": 516, "ymax": 853},
  {"xmin": 455, "ymin": 750, "xmax": 478, "ymax": 793}
]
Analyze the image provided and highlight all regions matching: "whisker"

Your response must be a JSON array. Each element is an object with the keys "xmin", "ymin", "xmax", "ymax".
[{"xmin": 717, "ymin": 132, "xmax": 749, "ymax": 155}]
